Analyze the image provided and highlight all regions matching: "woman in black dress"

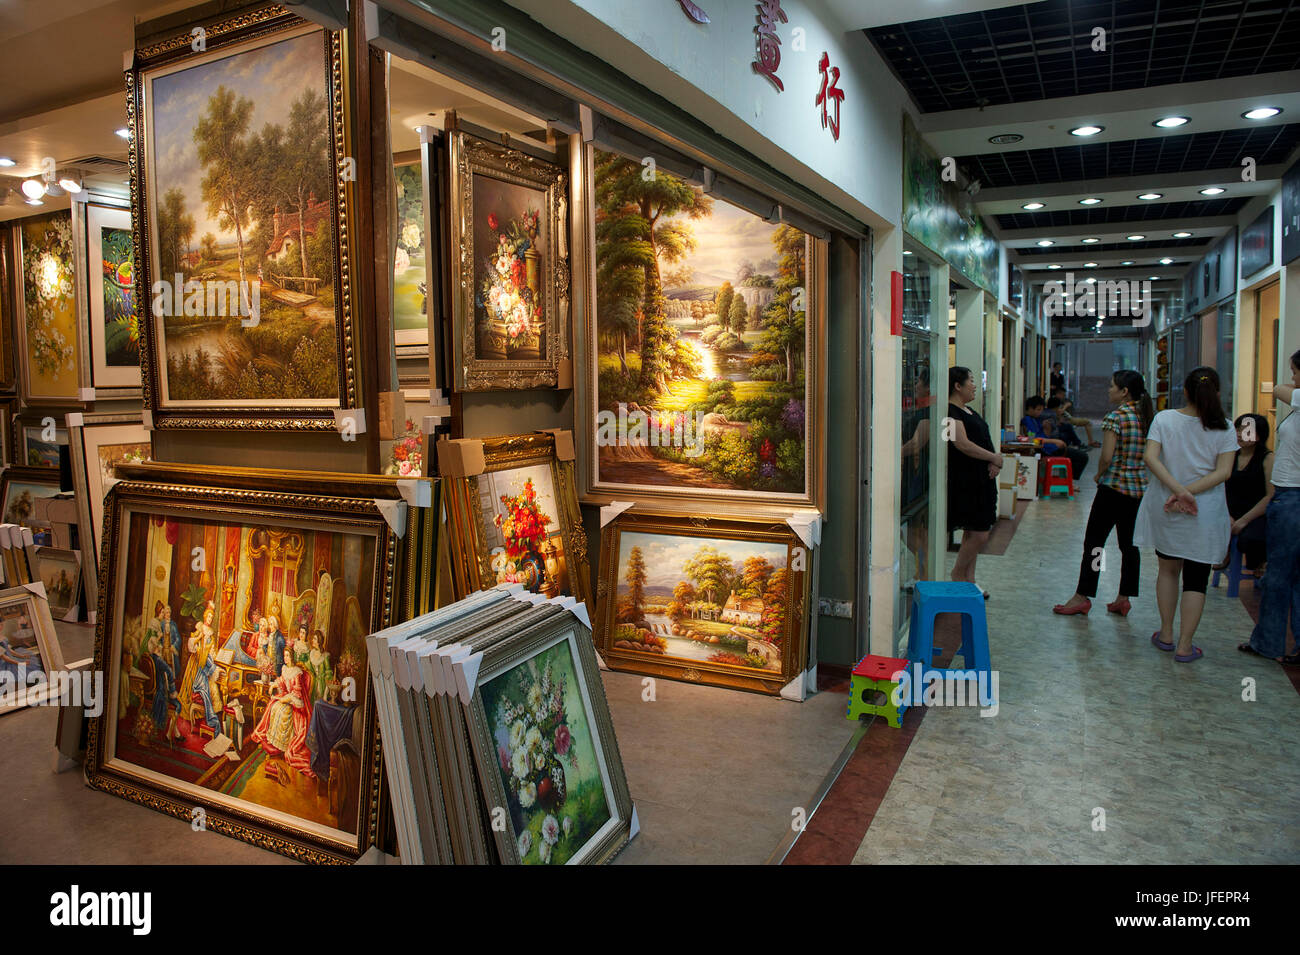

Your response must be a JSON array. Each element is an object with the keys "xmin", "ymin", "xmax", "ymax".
[
  {"xmin": 1222, "ymin": 413, "xmax": 1273, "ymax": 576},
  {"xmin": 946, "ymin": 366, "xmax": 1001, "ymax": 594}
]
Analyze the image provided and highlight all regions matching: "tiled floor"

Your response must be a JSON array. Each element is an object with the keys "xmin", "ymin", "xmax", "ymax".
[{"xmin": 851, "ymin": 453, "xmax": 1300, "ymax": 864}]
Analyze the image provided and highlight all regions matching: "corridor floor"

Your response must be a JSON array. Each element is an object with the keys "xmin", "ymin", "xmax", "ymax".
[{"xmin": 852, "ymin": 454, "xmax": 1300, "ymax": 864}]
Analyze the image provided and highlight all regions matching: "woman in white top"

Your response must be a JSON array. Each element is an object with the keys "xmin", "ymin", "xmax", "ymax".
[
  {"xmin": 1133, "ymin": 366, "xmax": 1238, "ymax": 662},
  {"xmin": 1242, "ymin": 349, "xmax": 1300, "ymax": 664}
]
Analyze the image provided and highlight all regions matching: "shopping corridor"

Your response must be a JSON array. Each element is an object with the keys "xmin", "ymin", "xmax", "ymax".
[{"xmin": 797, "ymin": 450, "xmax": 1298, "ymax": 865}]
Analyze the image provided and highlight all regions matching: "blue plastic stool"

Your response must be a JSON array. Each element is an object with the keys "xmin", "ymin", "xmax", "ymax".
[
  {"xmin": 906, "ymin": 581, "xmax": 994, "ymax": 704},
  {"xmin": 1211, "ymin": 535, "xmax": 1245, "ymax": 598}
]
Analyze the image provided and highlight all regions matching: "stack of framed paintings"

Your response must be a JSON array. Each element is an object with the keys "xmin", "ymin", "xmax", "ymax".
[
  {"xmin": 440, "ymin": 431, "xmax": 592, "ymax": 613},
  {"xmin": 0, "ymin": 585, "xmax": 67, "ymax": 715},
  {"xmin": 84, "ymin": 462, "xmax": 430, "ymax": 863},
  {"xmin": 367, "ymin": 586, "xmax": 634, "ymax": 863}
]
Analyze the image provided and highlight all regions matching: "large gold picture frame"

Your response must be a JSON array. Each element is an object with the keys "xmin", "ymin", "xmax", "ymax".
[
  {"xmin": 448, "ymin": 130, "xmax": 569, "ymax": 392},
  {"xmin": 84, "ymin": 463, "xmax": 417, "ymax": 863},
  {"xmin": 442, "ymin": 432, "xmax": 591, "ymax": 614},
  {"xmin": 595, "ymin": 510, "xmax": 811, "ymax": 696},
  {"xmin": 129, "ymin": 6, "xmax": 361, "ymax": 431}
]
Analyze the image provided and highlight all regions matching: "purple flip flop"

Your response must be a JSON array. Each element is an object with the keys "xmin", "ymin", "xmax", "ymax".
[
  {"xmin": 1150, "ymin": 632, "xmax": 1174, "ymax": 652},
  {"xmin": 1174, "ymin": 646, "xmax": 1204, "ymax": 663}
]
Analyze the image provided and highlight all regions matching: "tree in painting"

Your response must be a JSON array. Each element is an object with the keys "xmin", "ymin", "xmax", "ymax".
[{"xmin": 594, "ymin": 149, "xmax": 809, "ymax": 495}]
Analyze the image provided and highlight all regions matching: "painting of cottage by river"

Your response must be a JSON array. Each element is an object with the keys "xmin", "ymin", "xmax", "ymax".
[
  {"xmin": 144, "ymin": 27, "xmax": 339, "ymax": 406},
  {"xmin": 593, "ymin": 149, "xmax": 809, "ymax": 496},
  {"xmin": 612, "ymin": 531, "xmax": 788, "ymax": 672}
]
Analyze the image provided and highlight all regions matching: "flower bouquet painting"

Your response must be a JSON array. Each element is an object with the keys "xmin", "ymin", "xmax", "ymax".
[
  {"xmin": 478, "ymin": 207, "xmax": 544, "ymax": 360},
  {"xmin": 491, "ymin": 477, "xmax": 552, "ymax": 591},
  {"xmin": 481, "ymin": 638, "xmax": 612, "ymax": 864},
  {"xmin": 17, "ymin": 211, "xmax": 81, "ymax": 401},
  {"xmin": 384, "ymin": 417, "xmax": 424, "ymax": 477}
]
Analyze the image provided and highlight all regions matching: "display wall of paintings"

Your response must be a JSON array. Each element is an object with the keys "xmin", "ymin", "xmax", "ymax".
[
  {"xmin": 34, "ymin": 547, "xmax": 82, "ymax": 622},
  {"xmin": 83, "ymin": 202, "xmax": 141, "ymax": 392},
  {"xmin": 130, "ymin": 7, "xmax": 360, "ymax": 430},
  {"xmin": 13, "ymin": 415, "xmax": 68, "ymax": 469},
  {"xmin": 85, "ymin": 464, "xmax": 411, "ymax": 862},
  {"xmin": 442, "ymin": 432, "xmax": 591, "ymax": 611},
  {"xmin": 583, "ymin": 146, "xmax": 825, "ymax": 509},
  {"xmin": 0, "ymin": 585, "xmax": 66, "ymax": 714},
  {"xmin": 14, "ymin": 211, "xmax": 85, "ymax": 405},
  {"xmin": 1, "ymin": 467, "xmax": 62, "ymax": 529},
  {"xmin": 596, "ymin": 511, "xmax": 810, "ymax": 695},
  {"xmin": 449, "ymin": 130, "xmax": 569, "ymax": 391},
  {"xmin": 393, "ymin": 154, "xmax": 430, "ymax": 351}
]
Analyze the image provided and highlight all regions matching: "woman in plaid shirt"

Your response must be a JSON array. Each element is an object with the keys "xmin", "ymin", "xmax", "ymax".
[{"xmin": 1053, "ymin": 370, "xmax": 1153, "ymax": 616}]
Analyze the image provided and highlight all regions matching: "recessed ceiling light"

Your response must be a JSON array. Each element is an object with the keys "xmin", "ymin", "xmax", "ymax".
[
  {"xmin": 1079, "ymin": 197, "xmax": 1102, "ymax": 205},
  {"xmin": 0, "ymin": 157, "xmax": 14, "ymax": 167},
  {"xmin": 1173, "ymin": 231, "xmax": 1192, "ymax": 238},
  {"xmin": 115, "ymin": 127, "xmax": 130, "ymax": 139},
  {"xmin": 1153, "ymin": 116, "xmax": 1190, "ymax": 128},
  {"xmin": 989, "ymin": 133, "xmax": 1024, "ymax": 145},
  {"xmin": 1084, "ymin": 277, "xmax": 1096, "ymax": 284},
  {"xmin": 1070, "ymin": 125, "xmax": 1104, "ymax": 137},
  {"xmin": 1037, "ymin": 240, "xmax": 1054, "ymax": 247},
  {"xmin": 903, "ymin": 250, "xmax": 913, "ymax": 255},
  {"xmin": 1199, "ymin": 187, "xmax": 1225, "ymax": 196},
  {"xmin": 1242, "ymin": 107, "xmax": 1282, "ymax": 120},
  {"xmin": 1149, "ymin": 275, "xmax": 1160, "ymax": 280},
  {"xmin": 21, "ymin": 179, "xmax": 45, "ymax": 199},
  {"xmin": 1121, "ymin": 260, "xmax": 1134, "ymax": 266},
  {"xmin": 1047, "ymin": 264, "xmax": 1062, "ymax": 270},
  {"xmin": 1138, "ymin": 193, "xmax": 1163, "ymax": 200},
  {"xmin": 24, "ymin": 197, "xmax": 43, "ymax": 206},
  {"xmin": 1022, "ymin": 202, "xmax": 1045, "ymax": 210},
  {"xmin": 1084, "ymin": 262, "xmax": 1098, "ymax": 268},
  {"xmin": 1159, "ymin": 257, "xmax": 1173, "ymax": 265},
  {"xmin": 1082, "ymin": 237, "xmax": 1100, "ymax": 244},
  {"xmin": 1127, "ymin": 234, "xmax": 1145, "ymax": 241}
]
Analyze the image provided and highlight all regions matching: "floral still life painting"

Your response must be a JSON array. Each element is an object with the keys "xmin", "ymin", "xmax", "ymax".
[
  {"xmin": 473, "ymin": 465, "xmax": 571, "ymax": 597},
  {"xmin": 479, "ymin": 206, "xmax": 544, "ymax": 358},
  {"xmin": 383, "ymin": 417, "xmax": 424, "ymax": 477},
  {"xmin": 18, "ymin": 211, "xmax": 81, "ymax": 401},
  {"xmin": 480, "ymin": 637, "xmax": 612, "ymax": 864},
  {"xmin": 393, "ymin": 161, "xmax": 427, "ymax": 347}
]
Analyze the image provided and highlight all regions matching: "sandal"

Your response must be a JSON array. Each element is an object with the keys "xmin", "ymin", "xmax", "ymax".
[
  {"xmin": 1175, "ymin": 646, "xmax": 1204, "ymax": 663},
  {"xmin": 1151, "ymin": 632, "xmax": 1174, "ymax": 652},
  {"xmin": 1238, "ymin": 642, "xmax": 1268, "ymax": 658},
  {"xmin": 1283, "ymin": 653, "xmax": 1300, "ymax": 667}
]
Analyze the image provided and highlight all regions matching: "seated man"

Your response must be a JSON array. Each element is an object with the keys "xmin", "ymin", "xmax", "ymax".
[
  {"xmin": 1022, "ymin": 396, "xmax": 1089, "ymax": 480},
  {"xmin": 1046, "ymin": 397, "xmax": 1085, "ymax": 447},
  {"xmin": 1053, "ymin": 387, "xmax": 1099, "ymax": 447}
]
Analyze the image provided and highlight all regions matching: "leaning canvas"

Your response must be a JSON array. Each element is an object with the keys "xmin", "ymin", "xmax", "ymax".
[{"xmin": 0, "ymin": 585, "xmax": 67, "ymax": 715}]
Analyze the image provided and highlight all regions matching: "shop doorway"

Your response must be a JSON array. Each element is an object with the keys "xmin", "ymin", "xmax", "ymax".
[{"xmin": 1255, "ymin": 282, "xmax": 1280, "ymax": 444}]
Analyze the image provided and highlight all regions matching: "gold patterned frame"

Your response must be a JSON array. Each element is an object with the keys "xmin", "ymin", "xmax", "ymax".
[
  {"xmin": 443, "ymin": 432, "xmax": 591, "ymax": 614},
  {"xmin": 448, "ymin": 130, "xmax": 569, "ymax": 392},
  {"xmin": 577, "ymin": 143, "xmax": 828, "ymax": 511},
  {"xmin": 84, "ymin": 463, "xmax": 415, "ymax": 863},
  {"xmin": 0, "ymin": 226, "xmax": 16, "ymax": 393},
  {"xmin": 595, "ymin": 510, "xmax": 810, "ymax": 696},
  {"xmin": 128, "ymin": 6, "xmax": 360, "ymax": 431},
  {"xmin": 12, "ymin": 212, "xmax": 87, "ymax": 408}
]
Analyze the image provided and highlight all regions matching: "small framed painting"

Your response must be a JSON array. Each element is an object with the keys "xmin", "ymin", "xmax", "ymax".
[
  {"xmin": 393, "ymin": 152, "xmax": 431, "ymax": 352},
  {"xmin": 34, "ymin": 547, "xmax": 82, "ymax": 622},
  {"xmin": 462, "ymin": 612, "xmax": 633, "ymax": 864},
  {"xmin": 0, "ymin": 585, "xmax": 67, "ymax": 714},
  {"xmin": 13, "ymin": 211, "xmax": 85, "ymax": 405},
  {"xmin": 448, "ymin": 130, "xmax": 568, "ymax": 391},
  {"xmin": 595, "ymin": 510, "xmax": 811, "ymax": 695},
  {"xmin": 14, "ymin": 415, "xmax": 68, "ymax": 469},
  {"xmin": 441, "ymin": 432, "xmax": 591, "ymax": 611},
  {"xmin": 0, "ymin": 467, "xmax": 63, "ymax": 528},
  {"xmin": 83, "ymin": 201, "xmax": 141, "ymax": 393}
]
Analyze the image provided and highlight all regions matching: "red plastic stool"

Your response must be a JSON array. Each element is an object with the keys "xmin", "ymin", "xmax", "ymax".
[{"xmin": 1042, "ymin": 456, "xmax": 1075, "ymax": 498}]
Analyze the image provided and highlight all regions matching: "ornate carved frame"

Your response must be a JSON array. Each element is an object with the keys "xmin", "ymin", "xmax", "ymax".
[
  {"xmin": 443, "ymin": 432, "xmax": 591, "ymax": 616},
  {"xmin": 595, "ymin": 509, "xmax": 810, "ymax": 696},
  {"xmin": 84, "ymin": 463, "xmax": 413, "ymax": 863},
  {"xmin": 447, "ymin": 130, "xmax": 569, "ymax": 392},
  {"xmin": 128, "ymin": 6, "xmax": 360, "ymax": 430}
]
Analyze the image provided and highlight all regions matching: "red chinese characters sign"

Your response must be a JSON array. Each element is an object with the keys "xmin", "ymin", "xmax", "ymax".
[
  {"xmin": 815, "ymin": 51, "xmax": 843, "ymax": 141},
  {"xmin": 752, "ymin": 0, "xmax": 788, "ymax": 92}
]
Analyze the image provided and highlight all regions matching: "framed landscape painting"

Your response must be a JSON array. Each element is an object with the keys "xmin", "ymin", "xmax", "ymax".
[
  {"xmin": 583, "ymin": 147, "xmax": 825, "ymax": 508},
  {"xmin": 15, "ymin": 416, "xmax": 68, "ymax": 468},
  {"xmin": 442, "ymin": 432, "xmax": 591, "ymax": 612},
  {"xmin": 464, "ymin": 614, "xmax": 633, "ymax": 864},
  {"xmin": 85, "ymin": 465, "xmax": 407, "ymax": 862},
  {"xmin": 130, "ymin": 7, "xmax": 359, "ymax": 429},
  {"xmin": 1, "ymin": 467, "xmax": 62, "ymax": 528},
  {"xmin": 595, "ymin": 510, "xmax": 810, "ymax": 695},
  {"xmin": 35, "ymin": 547, "xmax": 82, "ymax": 621},
  {"xmin": 0, "ymin": 585, "xmax": 66, "ymax": 715},
  {"xmin": 14, "ymin": 211, "xmax": 84, "ymax": 405},
  {"xmin": 84, "ymin": 202, "xmax": 141, "ymax": 392},
  {"xmin": 448, "ymin": 130, "xmax": 568, "ymax": 391}
]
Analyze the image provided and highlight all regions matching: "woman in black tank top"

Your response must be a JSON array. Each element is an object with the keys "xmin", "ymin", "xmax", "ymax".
[{"xmin": 1223, "ymin": 414, "xmax": 1273, "ymax": 573}]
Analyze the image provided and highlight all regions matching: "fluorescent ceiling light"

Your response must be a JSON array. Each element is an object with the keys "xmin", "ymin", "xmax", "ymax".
[
  {"xmin": 1153, "ymin": 116, "xmax": 1189, "ymax": 128},
  {"xmin": 1199, "ymin": 187, "xmax": 1225, "ymax": 196},
  {"xmin": 1022, "ymin": 202, "xmax": 1045, "ymax": 210},
  {"xmin": 1070, "ymin": 125, "xmax": 1104, "ymax": 137},
  {"xmin": 1242, "ymin": 107, "xmax": 1281, "ymax": 120},
  {"xmin": 1079, "ymin": 197, "xmax": 1102, "ymax": 205}
]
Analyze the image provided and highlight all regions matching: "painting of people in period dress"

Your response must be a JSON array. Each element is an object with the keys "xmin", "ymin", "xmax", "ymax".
[
  {"xmin": 143, "ymin": 26, "xmax": 339, "ymax": 407},
  {"xmin": 106, "ymin": 510, "xmax": 377, "ymax": 839}
]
